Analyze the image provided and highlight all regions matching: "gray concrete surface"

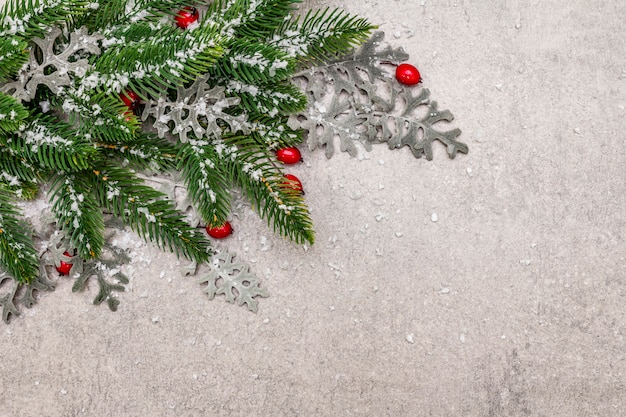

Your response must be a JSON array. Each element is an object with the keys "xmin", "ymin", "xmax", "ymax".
[{"xmin": 0, "ymin": 0, "xmax": 624, "ymax": 415}]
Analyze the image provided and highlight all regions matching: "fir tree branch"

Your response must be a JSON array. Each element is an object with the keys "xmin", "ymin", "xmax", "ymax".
[
  {"xmin": 49, "ymin": 173, "xmax": 105, "ymax": 259},
  {"xmin": 0, "ymin": 92, "xmax": 28, "ymax": 135},
  {"xmin": 210, "ymin": 40, "xmax": 295, "ymax": 85},
  {"xmin": 60, "ymin": 90, "xmax": 140, "ymax": 144},
  {"xmin": 2, "ymin": 115, "xmax": 97, "ymax": 172},
  {"xmin": 272, "ymin": 7, "xmax": 375, "ymax": 65},
  {"xmin": 177, "ymin": 139, "xmax": 232, "ymax": 226},
  {"xmin": 78, "ymin": 0, "xmax": 190, "ymax": 30},
  {"xmin": 0, "ymin": 36, "xmax": 28, "ymax": 82},
  {"xmin": 90, "ymin": 166, "xmax": 213, "ymax": 264},
  {"xmin": 96, "ymin": 133, "xmax": 179, "ymax": 172},
  {"xmin": 76, "ymin": 0, "xmax": 126, "ymax": 29},
  {"xmin": 94, "ymin": 23, "xmax": 224, "ymax": 96},
  {"xmin": 209, "ymin": 0, "xmax": 301, "ymax": 40},
  {"xmin": 248, "ymin": 116, "xmax": 302, "ymax": 149},
  {"xmin": 205, "ymin": 0, "xmax": 244, "ymax": 31},
  {"xmin": 0, "ymin": 190, "xmax": 39, "ymax": 283},
  {"xmin": 221, "ymin": 134, "xmax": 314, "ymax": 244},
  {"xmin": 0, "ymin": 0, "xmax": 90, "ymax": 39},
  {"xmin": 0, "ymin": 146, "xmax": 43, "ymax": 184},
  {"xmin": 0, "ymin": 179, "xmax": 38, "ymax": 200},
  {"xmin": 225, "ymin": 78, "xmax": 307, "ymax": 116}
]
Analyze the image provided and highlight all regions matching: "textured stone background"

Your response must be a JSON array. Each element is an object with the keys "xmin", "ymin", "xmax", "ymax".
[{"xmin": 1, "ymin": 0, "xmax": 624, "ymax": 416}]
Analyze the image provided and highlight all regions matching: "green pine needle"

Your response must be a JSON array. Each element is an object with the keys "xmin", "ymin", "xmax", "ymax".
[
  {"xmin": 210, "ymin": 0, "xmax": 301, "ymax": 40},
  {"xmin": 0, "ymin": 190, "xmax": 39, "ymax": 283},
  {"xmin": 77, "ymin": 0, "xmax": 190, "ymax": 29},
  {"xmin": 0, "ymin": 36, "xmax": 28, "ymax": 83},
  {"xmin": 273, "ymin": 7, "xmax": 376, "ymax": 65},
  {"xmin": 1, "ymin": 180, "xmax": 39, "ymax": 200},
  {"xmin": 210, "ymin": 40, "xmax": 295, "ymax": 85},
  {"xmin": 225, "ymin": 80, "xmax": 308, "ymax": 116},
  {"xmin": 177, "ymin": 140, "xmax": 232, "ymax": 226},
  {"xmin": 0, "ymin": 146, "xmax": 43, "ymax": 184},
  {"xmin": 222, "ymin": 134, "xmax": 314, "ymax": 244},
  {"xmin": 2, "ymin": 116, "xmax": 97, "ymax": 172},
  {"xmin": 0, "ymin": 0, "xmax": 90, "ymax": 39},
  {"xmin": 0, "ymin": 92, "xmax": 28, "ymax": 135},
  {"xmin": 62, "ymin": 91, "xmax": 140, "ymax": 144},
  {"xmin": 95, "ymin": 23, "xmax": 225, "ymax": 97},
  {"xmin": 248, "ymin": 116, "xmax": 303, "ymax": 149},
  {"xmin": 90, "ymin": 166, "xmax": 213, "ymax": 264},
  {"xmin": 49, "ymin": 173, "xmax": 105, "ymax": 259},
  {"xmin": 97, "ymin": 133, "xmax": 179, "ymax": 172}
]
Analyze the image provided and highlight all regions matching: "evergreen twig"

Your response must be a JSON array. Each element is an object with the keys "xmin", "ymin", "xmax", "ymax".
[
  {"xmin": 90, "ymin": 166, "xmax": 213, "ymax": 264},
  {"xmin": 0, "ymin": 0, "xmax": 384, "ymax": 305},
  {"xmin": 0, "ymin": 192, "xmax": 39, "ymax": 283}
]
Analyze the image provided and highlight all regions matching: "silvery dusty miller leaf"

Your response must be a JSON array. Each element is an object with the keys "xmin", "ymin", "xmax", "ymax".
[
  {"xmin": 142, "ymin": 75, "xmax": 248, "ymax": 142},
  {"xmin": 198, "ymin": 250, "xmax": 269, "ymax": 313},
  {"xmin": 290, "ymin": 31, "xmax": 468, "ymax": 160},
  {"xmin": 1, "ymin": 26, "xmax": 102, "ymax": 101}
]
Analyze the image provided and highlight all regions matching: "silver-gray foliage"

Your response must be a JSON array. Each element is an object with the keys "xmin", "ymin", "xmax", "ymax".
[
  {"xmin": 0, "ymin": 267, "xmax": 56, "ymax": 323},
  {"xmin": 0, "ymin": 26, "xmax": 102, "ymax": 101},
  {"xmin": 290, "ymin": 31, "xmax": 468, "ymax": 160},
  {"xmin": 198, "ymin": 250, "xmax": 269, "ymax": 313},
  {"xmin": 42, "ymin": 229, "xmax": 130, "ymax": 312},
  {"xmin": 142, "ymin": 75, "xmax": 248, "ymax": 143}
]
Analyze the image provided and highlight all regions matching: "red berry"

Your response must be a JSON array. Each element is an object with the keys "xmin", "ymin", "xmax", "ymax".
[
  {"xmin": 56, "ymin": 251, "xmax": 73, "ymax": 276},
  {"xmin": 283, "ymin": 174, "xmax": 304, "ymax": 194},
  {"xmin": 206, "ymin": 221, "xmax": 233, "ymax": 239},
  {"xmin": 396, "ymin": 63, "xmax": 421, "ymax": 85},
  {"xmin": 175, "ymin": 7, "xmax": 199, "ymax": 29},
  {"xmin": 276, "ymin": 147, "xmax": 302, "ymax": 165},
  {"xmin": 122, "ymin": 110, "xmax": 135, "ymax": 122},
  {"xmin": 120, "ymin": 90, "xmax": 140, "ymax": 111}
]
